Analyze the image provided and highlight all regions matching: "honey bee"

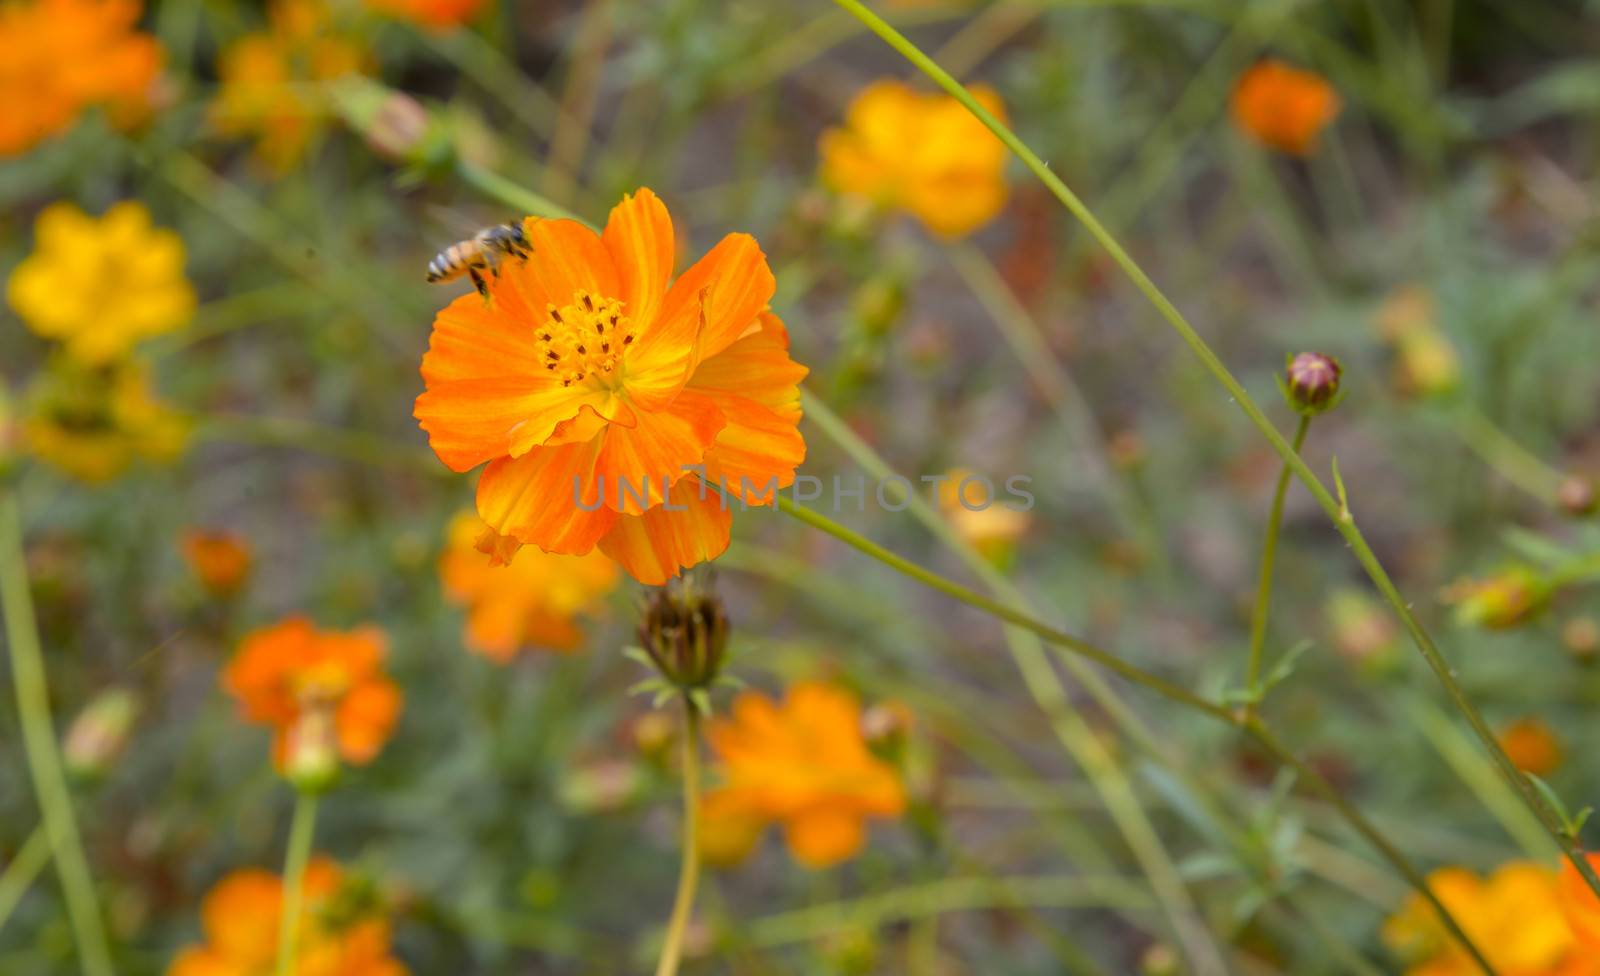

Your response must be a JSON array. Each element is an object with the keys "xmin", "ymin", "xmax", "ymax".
[{"xmin": 425, "ymin": 222, "xmax": 531, "ymax": 298}]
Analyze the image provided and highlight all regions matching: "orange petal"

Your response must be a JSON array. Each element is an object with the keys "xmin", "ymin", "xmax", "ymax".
[
  {"xmin": 335, "ymin": 679, "xmax": 401, "ymax": 764},
  {"xmin": 597, "ymin": 478, "xmax": 732, "ymax": 585},
  {"xmin": 416, "ymin": 294, "xmax": 613, "ymax": 470},
  {"xmin": 602, "ymin": 188, "xmax": 675, "ymax": 330},
  {"xmin": 476, "ymin": 438, "xmax": 618, "ymax": 555},
  {"xmin": 690, "ymin": 313, "xmax": 808, "ymax": 503},
  {"xmin": 594, "ymin": 390, "xmax": 726, "ymax": 515},
  {"xmin": 504, "ymin": 217, "xmax": 622, "ymax": 313},
  {"xmin": 620, "ymin": 291, "xmax": 705, "ymax": 411},
  {"xmin": 655, "ymin": 233, "xmax": 775, "ymax": 361},
  {"xmin": 783, "ymin": 808, "xmax": 865, "ymax": 868}
]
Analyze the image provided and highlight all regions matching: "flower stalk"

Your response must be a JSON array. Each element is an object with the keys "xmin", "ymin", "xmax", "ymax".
[
  {"xmin": 1242, "ymin": 414, "xmax": 1312, "ymax": 716},
  {"xmin": 654, "ymin": 700, "xmax": 702, "ymax": 976},
  {"xmin": 276, "ymin": 789, "xmax": 320, "ymax": 976},
  {"xmin": 825, "ymin": 0, "xmax": 1600, "ymax": 906},
  {"xmin": 0, "ymin": 493, "xmax": 115, "ymax": 976}
]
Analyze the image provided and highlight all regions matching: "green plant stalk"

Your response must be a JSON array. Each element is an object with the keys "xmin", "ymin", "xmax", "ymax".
[
  {"xmin": 1243, "ymin": 415, "xmax": 1312, "ymax": 713},
  {"xmin": 798, "ymin": 392, "xmax": 1224, "ymax": 970},
  {"xmin": 825, "ymin": 0, "xmax": 1600, "ymax": 904},
  {"xmin": 0, "ymin": 495, "xmax": 115, "ymax": 976},
  {"xmin": 1452, "ymin": 405, "xmax": 1565, "ymax": 505},
  {"xmin": 458, "ymin": 161, "xmax": 587, "ymax": 224},
  {"xmin": 0, "ymin": 826, "xmax": 50, "ymax": 936},
  {"xmin": 776, "ymin": 497, "xmax": 1494, "ymax": 973},
  {"xmin": 276, "ymin": 791, "xmax": 319, "ymax": 976},
  {"xmin": 654, "ymin": 701, "xmax": 702, "ymax": 976}
]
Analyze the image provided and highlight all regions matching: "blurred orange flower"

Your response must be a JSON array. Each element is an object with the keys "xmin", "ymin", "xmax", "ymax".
[
  {"xmin": 1560, "ymin": 853, "xmax": 1600, "ymax": 950},
  {"xmin": 438, "ymin": 510, "xmax": 618, "ymax": 662},
  {"xmin": 704, "ymin": 682, "xmax": 906, "ymax": 868},
  {"xmin": 1498, "ymin": 717, "xmax": 1563, "ymax": 777},
  {"xmin": 222, "ymin": 618, "xmax": 401, "ymax": 774},
  {"xmin": 8, "ymin": 201, "xmax": 196, "ymax": 365},
  {"xmin": 182, "ymin": 529, "xmax": 253, "ymax": 597},
  {"xmin": 1384, "ymin": 861, "xmax": 1600, "ymax": 975},
  {"xmin": 364, "ymin": 0, "xmax": 484, "ymax": 29},
  {"xmin": 820, "ymin": 79, "xmax": 1009, "ymax": 238},
  {"xmin": 168, "ymin": 857, "xmax": 407, "ymax": 976},
  {"xmin": 0, "ymin": 0, "xmax": 162, "ymax": 156},
  {"xmin": 414, "ymin": 188, "xmax": 809, "ymax": 585},
  {"xmin": 1230, "ymin": 59, "xmax": 1340, "ymax": 156},
  {"xmin": 24, "ymin": 359, "xmax": 189, "ymax": 482},
  {"xmin": 211, "ymin": 0, "xmax": 367, "ymax": 172}
]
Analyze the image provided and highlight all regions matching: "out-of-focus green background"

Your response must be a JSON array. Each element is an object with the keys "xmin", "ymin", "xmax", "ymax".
[{"xmin": 3, "ymin": 0, "xmax": 1600, "ymax": 972}]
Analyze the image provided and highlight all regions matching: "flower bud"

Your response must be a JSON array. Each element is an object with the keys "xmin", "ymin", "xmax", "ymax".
[
  {"xmin": 1445, "ymin": 565, "xmax": 1549, "ymax": 630},
  {"xmin": 63, "ymin": 688, "xmax": 139, "ymax": 780},
  {"xmin": 180, "ymin": 529, "xmax": 252, "ymax": 597},
  {"xmin": 1563, "ymin": 616, "xmax": 1599, "ymax": 662},
  {"xmin": 1282, "ymin": 351, "xmax": 1342, "ymax": 415},
  {"xmin": 637, "ymin": 581, "xmax": 729, "ymax": 693},
  {"xmin": 1140, "ymin": 943, "xmax": 1180, "ymax": 976},
  {"xmin": 1558, "ymin": 475, "xmax": 1596, "ymax": 517},
  {"xmin": 282, "ymin": 706, "xmax": 340, "ymax": 794}
]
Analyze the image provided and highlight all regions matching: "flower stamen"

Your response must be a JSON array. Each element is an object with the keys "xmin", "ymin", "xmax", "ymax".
[{"xmin": 540, "ymin": 289, "xmax": 634, "ymax": 386}]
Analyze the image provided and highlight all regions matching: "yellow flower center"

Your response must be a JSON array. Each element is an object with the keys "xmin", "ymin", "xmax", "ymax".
[{"xmin": 539, "ymin": 290, "xmax": 636, "ymax": 387}]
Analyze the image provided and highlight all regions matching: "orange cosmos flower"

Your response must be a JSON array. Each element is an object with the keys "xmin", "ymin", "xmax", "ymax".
[
  {"xmin": 222, "ymin": 618, "xmax": 401, "ymax": 773},
  {"xmin": 211, "ymin": 0, "xmax": 366, "ymax": 173},
  {"xmin": 414, "ymin": 188, "xmax": 809, "ymax": 586},
  {"xmin": 1230, "ymin": 59, "xmax": 1341, "ymax": 157},
  {"xmin": 819, "ymin": 79, "xmax": 1009, "ymax": 238},
  {"xmin": 1498, "ymin": 716, "xmax": 1563, "ymax": 778},
  {"xmin": 0, "ymin": 0, "xmax": 162, "ymax": 157},
  {"xmin": 704, "ymin": 681, "xmax": 906, "ymax": 868},
  {"xmin": 1383, "ymin": 861, "xmax": 1600, "ymax": 975},
  {"xmin": 1560, "ymin": 853, "xmax": 1600, "ymax": 950},
  {"xmin": 438, "ymin": 510, "xmax": 618, "ymax": 662},
  {"xmin": 168, "ymin": 857, "xmax": 407, "ymax": 976},
  {"xmin": 181, "ymin": 529, "xmax": 253, "ymax": 597},
  {"xmin": 363, "ymin": 0, "xmax": 484, "ymax": 29}
]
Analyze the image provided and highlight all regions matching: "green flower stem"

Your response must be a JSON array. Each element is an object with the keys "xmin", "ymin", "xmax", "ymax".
[
  {"xmin": 776, "ymin": 496, "xmax": 1494, "ymax": 974},
  {"xmin": 276, "ymin": 790, "xmax": 320, "ymax": 976},
  {"xmin": 826, "ymin": 0, "xmax": 1600, "ymax": 906},
  {"xmin": 777, "ymin": 495, "xmax": 1229, "ymax": 721},
  {"xmin": 1452, "ymin": 405, "xmax": 1566, "ymax": 506},
  {"xmin": 0, "ymin": 494, "xmax": 115, "ymax": 976},
  {"xmin": 1243, "ymin": 414, "xmax": 1312, "ymax": 715},
  {"xmin": 797, "ymin": 391, "xmax": 1224, "ymax": 970},
  {"xmin": 0, "ymin": 826, "xmax": 51, "ymax": 936},
  {"xmin": 457, "ymin": 161, "xmax": 588, "ymax": 225},
  {"xmin": 654, "ymin": 701, "xmax": 702, "ymax": 976}
]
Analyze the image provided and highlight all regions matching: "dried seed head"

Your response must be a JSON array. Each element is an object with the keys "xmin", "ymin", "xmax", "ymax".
[
  {"xmin": 637, "ymin": 580, "xmax": 729, "ymax": 693},
  {"xmin": 1283, "ymin": 351, "xmax": 1343, "ymax": 415}
]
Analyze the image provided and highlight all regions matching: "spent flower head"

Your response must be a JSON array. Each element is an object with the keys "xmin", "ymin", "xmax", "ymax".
[{"xmin": 633, "ymin": 577, "xmax": 730, "ymax": 702}]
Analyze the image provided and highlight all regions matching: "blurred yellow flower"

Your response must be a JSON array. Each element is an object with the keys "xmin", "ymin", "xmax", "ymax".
[
  {"xmin": 705, "ymin": 681, "xmax": 906, "ymax": 868},
  {"xmin": 8, "ymin": 201, "xmax": 195, "ymax": 365},
  {"xmin": 211, "ymin": 0, "xmax": 367, "ymax": 173},
  {"xmin": 23, "ymin": 359, "xmax": 189, "ymax": 482},
  {"xmin": 1444, "ymin": 565, "xmax": 1549, "ymax": 630},
  {"xmin": 1230, "ymin": 59, "xmax": 1341, "ymax": 157},
  {"xmin": 937, "ymin": 468, "xmax": 1030, "ymax": 563},
  {"xmin": 438, "ymin": 510, "xmax": 619, "ymax": 663},
  {"xmin": 168, "ymin": 856, "xmax": 408, "ymax": 976},
  {"xmin": 364, "ymin": 0, "xmax": 485, "ymax": 29},
  {"xmin": 1374, "ymin": 285, "xmax": 1460, "ymax": 398},
  {"xmin": 0, "ymin": 0, "xmax": 162, "ymax": 156},
  {"xmin": 1497, "ymin": 716, "xmax": 1563, "ymax": 777},
  {"xmin": 181, "ymin": 529, "xmax": 253, "ymax": 598},
  {"xmin": 1383, "ymin": 861, "xmax": 1600, "ymax": 975},
  {"xmin": 820, "ymin": 79, "xmax": 1009, "ymax": 238}
]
